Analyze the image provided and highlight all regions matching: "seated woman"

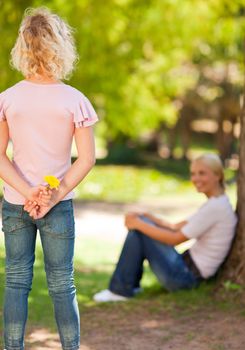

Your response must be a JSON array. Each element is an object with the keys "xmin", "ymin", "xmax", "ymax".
[{"xmin": 94, "ymin": 154, "xmax": 237, "ymax": 302}]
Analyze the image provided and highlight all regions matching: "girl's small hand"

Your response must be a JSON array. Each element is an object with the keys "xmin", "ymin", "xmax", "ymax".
[
  {"xmin": 24, "ymin": 200, "xmax": 54, "ymax": 219},
  {"xmin": 24, "ymin": 200, "xmax": 40, "ymax": 216},
  {"xmin": 26, "ymin": 185, "xmax": 51, "ymax": 206},
  {"xmin": 38, "ymin": 188, "xmax": 53, "ymax": 206},
  {"xmin": 25, "ymin": 185, "xmax": 53, "ymax": 207},
  {"xmin": 30, "ymin": 203, "xmax": 54, "ymax": 220},
  {"xmin": 24, "ymin": 186, "xmax": 52, "ymax": 215}
]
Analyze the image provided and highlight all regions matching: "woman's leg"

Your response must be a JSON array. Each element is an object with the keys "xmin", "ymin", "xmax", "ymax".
[
  {"xmin": 109, "ymin": 229, "xmax": 145, "ymax": 297},
  {"xmin": 109, "ymin": 216, "xmax": 199, "ymax": 295},
  {"xmin": 138, "ymin": 233, "xmax": 198, "ymax": 291},
  {"xmin": 38, "ymin": 200, "xmax": 80, "ymax": 350},
  {"xmin": 2, "ymin": 201, "xmax": 37, "ymax": 350}
]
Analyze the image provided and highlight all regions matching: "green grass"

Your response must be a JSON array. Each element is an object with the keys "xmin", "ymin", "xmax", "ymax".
[
  {"xmin": 0, "ymin": 232, "xmax": 241, "ymax": 348},
  {"xmin": 0, "ymin": 163, "xmax": 238, "ymax": 347},
  {"xmin": 75, "ymin": 164, "xmax": 193, "ymax": 203}
]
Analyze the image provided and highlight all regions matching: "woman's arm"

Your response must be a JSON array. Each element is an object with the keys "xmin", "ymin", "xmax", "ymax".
[
  {"xmin": 0, "ymin": 121, "xmax": 50, "ymax": 202},
  {"xmin": 142, "ymin": 212, "xmax": 179, "ymax": 231},
  {"xmin": 26, "ymin": 126, "xmax": 96, "ymax": 218},
  {"xmin": 125, "ymin": 213, "xmax": 188, "ymax": 246},
  {"xmin": 137, "ymin": 213, "xmax": 187, "ymax": 231},
  {"xmin": 174, "ymin": 221, "xmax": 188, "ymax": 230}
]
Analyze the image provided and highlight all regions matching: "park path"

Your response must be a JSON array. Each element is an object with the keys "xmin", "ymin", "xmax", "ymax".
[
  {"xmin": 72, "ymin": 196, "xmax": 203, "ymax": 244},
  {"xmin": 0, "ymin": 196, "xmax": 202, "ymax": 247}
]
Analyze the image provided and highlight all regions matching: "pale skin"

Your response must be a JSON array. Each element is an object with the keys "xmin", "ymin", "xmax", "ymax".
[
  {"xmin": 125, "ymin": 160, "xmax": 224, "ymax": 246},
  {"xmin": 0, "ymin": 75, "xmax": 96, "ymax": 219}
]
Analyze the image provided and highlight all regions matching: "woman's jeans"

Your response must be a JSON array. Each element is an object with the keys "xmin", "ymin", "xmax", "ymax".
[
  {"xmin": 109, "ymin": 217, "xmax": 202, "ymax": 297},
  {"xmin": 2, "ymin": 199, "xmax": 80, "ymax": 350}
]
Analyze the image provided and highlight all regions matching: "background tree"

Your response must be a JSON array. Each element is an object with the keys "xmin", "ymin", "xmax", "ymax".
[{"xmin": 221, "ymin": 41, "xmax": 245, "ymax": 285}]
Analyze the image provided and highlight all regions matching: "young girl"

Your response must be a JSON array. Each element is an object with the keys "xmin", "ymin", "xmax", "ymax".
[
  {"xmin": 0, "ymin": 7, "xmax": 98, "ymax": 350},
  {"xmin": 94, "ymin": 154, "xmax": 237, "ymax": 302}
]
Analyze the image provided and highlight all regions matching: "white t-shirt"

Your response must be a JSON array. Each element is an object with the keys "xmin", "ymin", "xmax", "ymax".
[{"xmin": 182, "ymin": 194, "xmax": 237, "ymax": 279}]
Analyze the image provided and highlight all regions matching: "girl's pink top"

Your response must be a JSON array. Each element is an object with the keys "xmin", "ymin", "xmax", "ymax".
[{"xmin": 0, "ymin": 80, "xmax": 98, "ymax": 204}]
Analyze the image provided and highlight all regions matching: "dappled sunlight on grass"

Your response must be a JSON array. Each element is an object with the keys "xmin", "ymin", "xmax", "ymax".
[
  {"xmin": 75, "ymin": 165, "xmax": 193, "ymax": 203},
  {"xmin": 26, "ymin": 328, "xmax": 60, "ymax": 349},
  {"xmin": 75, "ymin": 237, "xmax": 122, "ymax": 267},
  {"xmin": 73, "ymin": 164, "xmax": 237, "ymax": 206},
  {"xmin": 76, "ymin": 267, "xmax": 112, "ymax": 307},
  {"xmin": 0, "ymin": 164, "xmax": 239, "ymax": 349},
  {"xmin": 0, "ymin": 230, "xmax": 244, "ymax": 350}
]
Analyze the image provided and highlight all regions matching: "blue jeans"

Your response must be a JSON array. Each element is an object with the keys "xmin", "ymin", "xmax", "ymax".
[
  {"xmin": 109, "ymin": 217, "xmax": 201, "ymax": 297},
  {"xmin": 2, "ymin": 199, "xmax": 80, "ymax": 350}
]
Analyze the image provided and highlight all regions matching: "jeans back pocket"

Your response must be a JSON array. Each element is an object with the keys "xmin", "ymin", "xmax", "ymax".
[
  {"xmin": 2, "ymin": 201, "xmax": 28, "ymax": 233},
  {"xmin": 40, "ymin": 200, "xmax": 75, "ymax": 238}
]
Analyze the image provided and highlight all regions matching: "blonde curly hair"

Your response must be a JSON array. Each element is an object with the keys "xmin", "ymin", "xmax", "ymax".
[{"xmin": 10, "ymin": 7, "xmax": 78, "ymax": 80}]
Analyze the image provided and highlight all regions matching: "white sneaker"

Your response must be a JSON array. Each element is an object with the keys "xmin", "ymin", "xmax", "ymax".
[{"xmin": 93, "ymin": 289, "xmax": 129, "ymax": 302}]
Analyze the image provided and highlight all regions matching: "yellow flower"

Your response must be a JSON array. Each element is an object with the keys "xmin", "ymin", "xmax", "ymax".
[{"xmin": 44, "ymin": 175, "xmax": 60, "ymax": 189}]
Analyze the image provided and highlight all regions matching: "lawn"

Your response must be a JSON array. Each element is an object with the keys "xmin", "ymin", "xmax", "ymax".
[
  {"xmin": 0, "ymin": 163, "xmax": 240, "ymax": 349},
  {"xmin": 0, "ymin": 232, "xmax": 244, "ymax": 350}
]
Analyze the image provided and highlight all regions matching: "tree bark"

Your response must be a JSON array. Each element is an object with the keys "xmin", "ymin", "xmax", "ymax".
[{"xmin": 220, "ymin": 49, "xmax": 245, "ymax": 284}]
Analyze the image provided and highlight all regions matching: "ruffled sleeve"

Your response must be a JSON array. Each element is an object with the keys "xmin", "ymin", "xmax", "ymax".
[
  {"xmin": 73, "ymin": 93, "xmax": 98, "ymax": 128},
  {"xmin": 0, "ymin": 92, "xmax": 6, "ymax": 122}
]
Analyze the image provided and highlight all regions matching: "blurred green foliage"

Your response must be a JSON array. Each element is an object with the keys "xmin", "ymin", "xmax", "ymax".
[{"xmin": 0, "ymin": 0, "xmax": 244, "ymax": 147}]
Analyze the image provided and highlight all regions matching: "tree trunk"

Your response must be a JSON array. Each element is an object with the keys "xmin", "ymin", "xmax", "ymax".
[{"xmin": 220, "ymin": 70, "xmax": 245, "ymax": 284}]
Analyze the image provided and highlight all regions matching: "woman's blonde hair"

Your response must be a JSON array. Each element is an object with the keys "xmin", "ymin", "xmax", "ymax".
[
  {"xmin": 10, "ymin": 7, "xmax": 78, "ymax": 80},
  {"xmin": 193, "ymin": 153, "xmax": 225, "ymax": 189}
]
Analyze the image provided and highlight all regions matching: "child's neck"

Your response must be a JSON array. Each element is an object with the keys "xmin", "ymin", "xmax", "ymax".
[{"xmin": 25, "ymin": 75, "xmax": 60, "ymax": 84}]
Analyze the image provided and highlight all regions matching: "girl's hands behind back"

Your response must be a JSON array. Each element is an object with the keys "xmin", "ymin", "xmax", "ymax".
[
  {"xmin": 24, "ymin": 186, "xmax": 54, "ymax": 219},
  {"xmin": 26, "ymin": 186, "xmax": 52, "ymax": 206},
  {"xmin": 24, "ymin": 201, "xmax": 53, "ymax": 219}
]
